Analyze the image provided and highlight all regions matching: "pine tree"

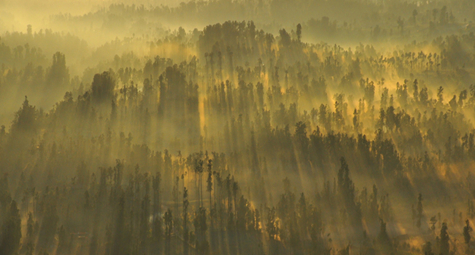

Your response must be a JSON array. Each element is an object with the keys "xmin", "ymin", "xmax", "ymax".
[
  {"xmin": 164, "ymin": 209, "xmax": 173, "ymax": 255},
  {"xmin": 296, "ymin": 24, "xmax": 302, "ymax": 42},
  {"xmin": 183, "ymin": 187, "xmax": 190, "ymax": 255},
  {"xmin": 0, "ymin": 200, "xmax": 22, "ymax": 255},
  {"xmin": 464, "ymin": 220, "xmax": 472, "ymax": 250},
  {"xmin": 440, "ymin": 222, "xmax": 450, "ymax": 255},
  {"xmin": 266, "ymin": 207, "xmax": 279, "ymax": 241},
  {"xmin": 377, "ymin": 219, "xmax": 392, "ymax": 253},
  {"xmin": 207, "ymin": 160, "xmax": 213, "ymax": 214},
  {"xmin": 417, "ymin": 193, "xmax": 424, "ymax": 229}
]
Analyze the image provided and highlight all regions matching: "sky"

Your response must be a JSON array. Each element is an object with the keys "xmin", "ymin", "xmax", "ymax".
[{"xmin": 0, "ymin": 0, "xmax": 183, "ymax": 32}]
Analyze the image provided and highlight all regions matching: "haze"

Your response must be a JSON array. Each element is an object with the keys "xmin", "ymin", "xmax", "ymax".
[{"xmin": 0, "ymin": 0, "xmax": 474, "ymax": 255}]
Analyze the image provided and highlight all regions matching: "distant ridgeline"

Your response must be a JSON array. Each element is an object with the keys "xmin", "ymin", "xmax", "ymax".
[{"xmin": 0, "ymin": 0, "xmax": 474, "ymax": 254}]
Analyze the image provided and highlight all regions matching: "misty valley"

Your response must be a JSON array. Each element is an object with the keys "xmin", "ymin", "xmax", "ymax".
[{"xmin": 0, "ymin": 0, "xmax": 475, "ymax": 254}]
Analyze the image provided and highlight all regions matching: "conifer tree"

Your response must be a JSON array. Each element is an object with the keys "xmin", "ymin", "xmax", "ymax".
[{"xmin": 0, "ymin": 200, "xmax": 22, "ymax": 255}]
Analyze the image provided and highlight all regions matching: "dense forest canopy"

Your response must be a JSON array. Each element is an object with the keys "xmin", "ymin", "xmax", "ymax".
[{"xmin": 0, "ymin": 0, "xmax": 475, "ymax": 254}]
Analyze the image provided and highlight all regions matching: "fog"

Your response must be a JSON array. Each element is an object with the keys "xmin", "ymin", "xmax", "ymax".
[{"xmin": 0, "ymin": 0, "xmax": 474, "ymax": 254}]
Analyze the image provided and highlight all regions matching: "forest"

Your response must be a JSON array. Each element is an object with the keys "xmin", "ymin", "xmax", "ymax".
[{"xmin": 0, "ymin": 0, "xmax": 475, "ymax": 254}]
